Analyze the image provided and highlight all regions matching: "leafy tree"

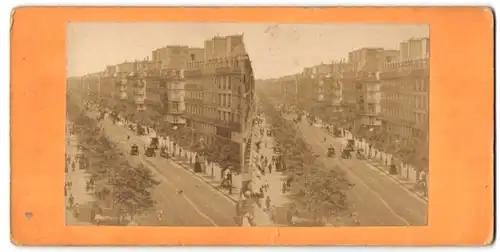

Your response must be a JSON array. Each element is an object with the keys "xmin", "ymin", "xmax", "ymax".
[
  {"xmin": 108, "ymin": 163, "xmax": 161, "ymax": 215},
  {"xmin": 262, "ymin": 99, "xmax": 353, "ymax": 224},
  {"xmin": 68, "ymin": 96, "xmax": 161, "ymax": 219}
]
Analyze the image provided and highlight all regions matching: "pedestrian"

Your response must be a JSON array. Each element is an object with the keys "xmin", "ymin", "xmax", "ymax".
[
  {"xmin": 286, "ymin": 177, "xmax": 293, "ymax": 189},
  {"xmin": 282, "ymin": 181, "xmax": 287, "ymax": 194},
  {"xmin": 268, "ymin": 162, "xmax": 273, "ymax": 174},
  {"xmin": 265, "ymin": 196, "xmax": 271, "ymax": 212}
]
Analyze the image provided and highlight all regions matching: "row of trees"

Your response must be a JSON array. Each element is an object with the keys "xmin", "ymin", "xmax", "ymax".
[
  {"xmin": 260, "ymin": 96, "xmax": 353, "ymax": 224},
  {"xmin": 107, "ymin": 97, "xmax": 243, "ymax": 173},
  {"xmin": 354, "ymin": 124, "xmax": 428, "ymax": 171},
  {"xmin": 68, "ymin": 96, "xmax": 160, "ymax": 221}
]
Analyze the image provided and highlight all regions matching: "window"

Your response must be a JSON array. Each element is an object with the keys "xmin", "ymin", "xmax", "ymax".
[{"xmin": 367, "ymin": 103, "xmax": 375, "ymax": 113}]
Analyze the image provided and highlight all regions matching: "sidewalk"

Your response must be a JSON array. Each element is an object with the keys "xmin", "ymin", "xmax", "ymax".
[
  {"xmin": 251, "ymin": 114, "xmax": 296, "ymax": 226},
  {"xmin": 363, "ymin": 159, "xmax": 428, "ymax": 201},
  {"xmin": 65, "ymin": 126, "xmax": 95, "ymax": 225}
]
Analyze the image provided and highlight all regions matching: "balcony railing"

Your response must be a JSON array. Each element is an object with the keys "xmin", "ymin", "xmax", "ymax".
[
  {"xmin": 183, "ymin": 69, "xmax": 203, "ymax": 77},
  {"xmin": 383, "ymin": 58, "xmax": 429, "ymax": 71},
  {"xmin": 135, "ymin": 89, "xmax": 145, "ymax": 96}
]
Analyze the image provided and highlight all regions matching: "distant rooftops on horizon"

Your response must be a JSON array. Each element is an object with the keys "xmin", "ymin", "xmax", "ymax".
[{"xmin": 405, "ymin": 37, "xmax": 430, "ymax": 41}]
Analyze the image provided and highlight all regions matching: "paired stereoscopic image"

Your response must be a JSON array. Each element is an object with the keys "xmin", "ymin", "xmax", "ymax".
[{"xmin": 65, "ymin": 23, "xmax": 429, "ymax": 227}]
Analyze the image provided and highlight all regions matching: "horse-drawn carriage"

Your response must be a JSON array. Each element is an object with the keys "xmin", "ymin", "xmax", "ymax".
[
  {"xmin": 144, "ymin": 137, "xmax": 159, "ymax": 157},
  {"xmin": 144, "ymin": 146, "xmax": 156, "ymax": 157},
  {"xmin": 327, "ymin": 145, "xmax": 335, "ymax": 157},
  {"xmin": 341, "ymin": 148, "xmax": 352, "ymax": 159},
  {"xmin": 339, "ymin": 139, "xmax": 355, "ymax": 159}
]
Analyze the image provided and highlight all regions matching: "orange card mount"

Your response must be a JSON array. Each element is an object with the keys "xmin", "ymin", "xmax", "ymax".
[{"xmin": 10, "ymin": 7, "xmax": 494, "ymax": 246}]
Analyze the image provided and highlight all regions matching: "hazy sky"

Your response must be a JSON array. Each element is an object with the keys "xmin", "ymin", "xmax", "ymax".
[{"xmin": 67, "ymin": 23, "xmax": 428, "ymax": 79}]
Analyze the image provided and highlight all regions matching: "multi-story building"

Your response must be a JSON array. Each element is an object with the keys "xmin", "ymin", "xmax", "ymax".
[
  {"xmin": 152, "ymin": 45, "xmax": 204, "ymax": 69},
  {"xmin": 134, "ymin": 72, "xmax": 147, "ymax": 111},
  {"xmin": 309, "ymin": 61, "xmax": 353, "ymax": 118},
  {"xmin": 296, "ymin": 72, "xmax": 314, "ymax": 111},
  {"xmin": 379, "ymin": 57, "xmax": 429, "ymax": 148},
  {"xmin": 163, "ymin": 69, "xmax": 186, "ymax": 126},
  {"xmin": 100, "ymin": 65, "xmax": 117, "ymax": 101},
  {"xmin": 348, "ymin": 47, "xmax": 384, "ymax": 72},
  {"xmin": 80, "ymin": 72, "xmax": 103, "ymax": 100},
  {"xmin": 183, "ymin": 34, "xmax": 254, "ymax": 172},
  {"xmin": 204, "ymin": 34, "xmax": 245, "ymax": 58},
  {"xmin": 184, "ymin": 59, "xmax": 216, "ymax": 145},
  {"xmin": 345, "ymin": 48, "xmax": 400, "ymax": 128},
  {"xmin": 399, "ymin": 37, "xmax": 430, "ymax": 61},
  {"xmin": 115, "ymin": 61, "xmax": 136, "ymax": 100},
  {"xmin": 277, "ymin": 75, "xmax": 299, "ymax": 105}
]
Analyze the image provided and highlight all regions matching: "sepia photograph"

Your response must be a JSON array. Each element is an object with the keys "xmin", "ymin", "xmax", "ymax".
[{"xmin": 65, "ymin": 22, "xmax": 429, "ymax": 227}]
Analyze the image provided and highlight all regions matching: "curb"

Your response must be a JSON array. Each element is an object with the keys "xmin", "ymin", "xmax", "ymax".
[{"xmin": 366, "ymin": 160, "xmax": 428, "ymax": 202}]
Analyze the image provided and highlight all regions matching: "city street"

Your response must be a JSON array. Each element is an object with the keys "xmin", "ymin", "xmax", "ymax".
[
  {"xmin": 98, "ymin": 115, "xmax": 238, "ymax": 226},
  {"xmin": 103, "ymin": 116, "xmax": 235, "ymax": 226},
  {"xmin": 257, "ymin": 89, "xmax": 427, "ymax": 226},
  {"xmin": 68, "ymin": 93, "xmax": 238, "ymax": 226},
  {"xmin": 293, "ymin": 117, "xmax": 428, "ymax": 226}
]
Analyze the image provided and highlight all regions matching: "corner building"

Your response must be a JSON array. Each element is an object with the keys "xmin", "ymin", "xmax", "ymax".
[{"xmin": 183, "ymin": 35, "xmax": 255, "ymax": 171}]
